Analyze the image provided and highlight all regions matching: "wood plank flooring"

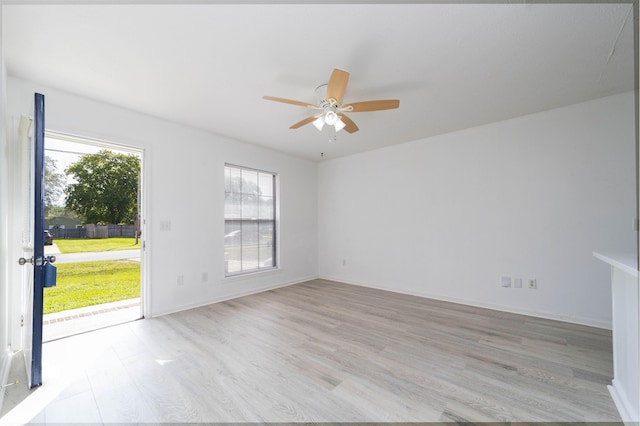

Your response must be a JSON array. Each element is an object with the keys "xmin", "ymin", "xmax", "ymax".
[{"xmin": 6, "ymin": 279, "xmax": 621, "ymax": 423}]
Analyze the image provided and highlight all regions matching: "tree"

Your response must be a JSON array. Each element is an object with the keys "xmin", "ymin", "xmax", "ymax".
[
  {"xmin": 65, "ymin": 150, "xmax": 140, "ymax": 225},
  {"xmin": 44, "ymin": 155, "xmax": 67, "ymax": 216},
  {"xmin": 47, "ymin": 204, "xmax": 80, "ymax": 219}
]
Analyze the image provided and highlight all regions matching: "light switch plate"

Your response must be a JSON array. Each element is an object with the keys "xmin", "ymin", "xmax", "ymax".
[{"xmin": 501, "ymin": 276, "xmax": 511, "ymax": 287}]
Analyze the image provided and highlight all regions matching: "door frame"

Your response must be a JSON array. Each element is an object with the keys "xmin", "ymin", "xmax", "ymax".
[
  {"xmin": 43, "ymin": 131, "xmax": 148, "ymax": 322},
  {"xmin": 6, "ymin": 112, "xmax": 148, "ymax": 387}
]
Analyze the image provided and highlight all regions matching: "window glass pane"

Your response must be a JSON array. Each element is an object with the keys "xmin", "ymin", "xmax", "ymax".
[
  {"xmin": 225, "ymin": 220, "xmax": 242, "ymax": 275},
  {"xmin": 241, "ymin": 169, "xmax": 258, "ymax": 195},
  {"xmin": 259, "ymin": 245, "xmax": 274, "ymax": 268},
  {"xmin": 224, "ymin": 193, "xmax": 241, "ymax": 219},
  {"xmin": 258, "ymin": 196, "xmax": 273, "ymax": 219},
  {"xmin": 259, "ymin": 221, "xmax": 273, "ymax": 246},
  {"xmin": 241, "ymin": 221, "xmax": 258, "ymax": 246},
  {"xmin": 241, "ymin": 194, "xmax": 257, "ymax": 219},
  {"xmin": 241, "ymin": 244, "xmax": 259, "ymax": 271},
  {"xmin": 258, "ymin": 173, "xmax": 273, "ymax": 197},
  {"xmin": 225, "ymin": 167, "xmax": 241, "ymax": 193},
  {"xmin": 241, "ymin": 222, "xmax": 259, "ymax": 270},
  {"xmin": 226, "ymin": 251, "xmax": 242, "ymax": 274},
  {"xmin": 224, "ymin": 221, "xmax": 241, "ymax": 248},
  {"xmin": 259, "ymin": 220, "xmax": 274, "ymax": 268}
]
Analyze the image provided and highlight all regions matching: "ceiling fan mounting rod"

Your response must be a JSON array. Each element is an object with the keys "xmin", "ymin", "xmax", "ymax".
[
  {"xmin": 317, "ymin": 100, "xmax": 353, "ymax": 115},
  {"xmin": 318, "ymin": 98, "xmax": 332, "ymax": 108}
]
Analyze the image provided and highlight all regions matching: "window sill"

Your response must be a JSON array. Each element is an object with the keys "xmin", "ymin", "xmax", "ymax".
[{"xmin": 223, "ymin": 266, "xmax": 281, "ymax": 281}]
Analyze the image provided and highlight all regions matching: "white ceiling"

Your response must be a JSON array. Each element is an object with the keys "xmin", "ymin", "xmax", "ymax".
[{"xmin": 2, "ymin": 2, "xmax": 635, "ymax": 162}]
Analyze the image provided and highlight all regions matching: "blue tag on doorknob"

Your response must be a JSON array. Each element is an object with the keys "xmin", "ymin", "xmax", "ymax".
[{"xmin": 43, "ymin": 261, "xmax": 57, "ymax": 288}]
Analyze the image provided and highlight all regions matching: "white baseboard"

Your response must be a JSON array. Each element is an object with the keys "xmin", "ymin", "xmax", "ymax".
[
  {"xmin": 318, "ymin": 275, "xmax": 612, "ymax": 330},
  {"xmin": 609, "ymin": 381, "xmax": 639, "ymax": 424},
  {"xmin": 150, "ymin": 274, "xmax": 319, "ymax": 318},
  {"xmin": 151, "ymin": 274, "xmax": 611, "ymax": 329}
]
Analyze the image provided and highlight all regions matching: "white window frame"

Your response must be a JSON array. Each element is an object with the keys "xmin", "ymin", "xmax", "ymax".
[{"xmin": 224, "ymin": 164, "xmax": 277, "ymax": 277}]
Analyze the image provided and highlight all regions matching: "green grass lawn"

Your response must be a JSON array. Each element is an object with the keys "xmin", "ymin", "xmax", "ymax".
[
  {"xmin": 54, "ymin": 237, "xmax": 140, "ymax": 254},
  {"xmin": 44, "ymin": 260, "xmax": 140, "ymax": 314}
]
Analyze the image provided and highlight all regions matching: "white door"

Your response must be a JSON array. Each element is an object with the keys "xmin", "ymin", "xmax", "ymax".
[
  {"xmin": 16, "ymin": 93, "xmax": 46, "ymax": 388},
  {"xmin": 17, "ymin": 114, "xmax": 35, "ymax": 388}
]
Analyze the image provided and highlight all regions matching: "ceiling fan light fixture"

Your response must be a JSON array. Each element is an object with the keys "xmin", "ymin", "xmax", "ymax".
[
  {"xmin": 263, "ymin": 68, "xmax": 399, "ymax": 137},
  {"xmin": 312, "ymin": 116, "xmax": 325, "ymax": 131},
  {"xmin": 324, "ymin": 110, "xmax": 339, "ymax": 126}
]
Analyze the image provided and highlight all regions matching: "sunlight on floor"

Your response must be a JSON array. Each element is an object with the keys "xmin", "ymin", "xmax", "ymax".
[{"xmin": 1, "ymin": 326, "xmax": 122, "ymax": 425}]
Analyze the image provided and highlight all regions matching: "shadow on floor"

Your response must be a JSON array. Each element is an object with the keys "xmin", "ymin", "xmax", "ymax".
[{"xmin": 0, "ymin": 353, "xmax": 33, "ymax": 418}]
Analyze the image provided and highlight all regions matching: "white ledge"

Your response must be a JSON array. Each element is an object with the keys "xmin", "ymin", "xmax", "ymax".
[{"xmin": 593, "ymin": 252, "xmax": 638, "ymax": 278}]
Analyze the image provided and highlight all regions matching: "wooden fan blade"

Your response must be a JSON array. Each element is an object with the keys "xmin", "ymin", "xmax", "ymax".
[
  {"xmin": 345, "ymin": 99, "xmax": 400, "ymax": 112},
  {"xmin": 326, "ymin": 68, "xmax": 349, "ymax": 105},
  {"xmin": 339, "ymin": 114, "xmax": 359, "ymax": 133},
  {"xmin": 263, "ymin": 96, "xmax": 317, "ymax": 108},
  {"xmin": 289, "ymin": 115, "xmax": 318, "ymax": 129}
]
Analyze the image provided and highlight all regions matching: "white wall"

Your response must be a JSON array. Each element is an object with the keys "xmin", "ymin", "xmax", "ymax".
[
  {"xmin": 318, "ymin": 92, "xmax": 636, "ymax": 328},
  {"xmin": 6, "ymin": 76, "xmax": 318, "ymax": 320},
  {"xmin": 0, "ymin": 5, "xmax": 10, "ymax": 373},
  {"xmin": 4, "ymin": 76, "xmax": 635, "ymax": 332}
]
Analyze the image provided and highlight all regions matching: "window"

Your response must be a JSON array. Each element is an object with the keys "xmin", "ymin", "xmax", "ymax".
[{"xmin": 224, "ymin": 164, "xmax": 276, "ymax": 276}]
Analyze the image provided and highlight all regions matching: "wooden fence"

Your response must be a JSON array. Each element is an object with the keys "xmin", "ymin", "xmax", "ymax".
[{"xmin": 50, "ymin": 224, "xmax": 136, "ymax": 239}]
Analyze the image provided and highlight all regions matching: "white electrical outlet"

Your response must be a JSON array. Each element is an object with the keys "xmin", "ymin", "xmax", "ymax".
[
  {"xmin": 514, "ymin": 278, "xmax": 522, "ymax": 288},
  {"xmin": 342, "ymin": 259, "xmax": 347, "ymax": 266},
  {"xmin": 202, "ymin": 272, "xmax": 208, "ymax": 282},
  {"xmin": 528, "ymin": 279, "xmax": 537, "ymax": 289},
  {"xmin": 177, "ymin": 275, "xmax": 184, "ymax": 286},
  {"xmin": 501, "ymin": 276, "xmax": 512, "ymax": 288},
  {"xmin": 160, "ymin": 220, "xmax": 172, "ymax": 231}
]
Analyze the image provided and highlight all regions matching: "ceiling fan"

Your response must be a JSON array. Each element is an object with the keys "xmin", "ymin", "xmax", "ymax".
[{"xmin": 263, "ymin": 68, "xmax": 400, "ymax": 134}]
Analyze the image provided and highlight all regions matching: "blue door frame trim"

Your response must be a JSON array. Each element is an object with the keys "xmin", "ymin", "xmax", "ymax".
[{"xmin": 31, "ymin": 92, "xmax": 45, "ymax": 387}]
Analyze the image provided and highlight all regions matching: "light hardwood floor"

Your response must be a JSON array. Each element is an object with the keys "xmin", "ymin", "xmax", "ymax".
[{"xmin": 4, "ymin": 279, "xmax": 621, "ymax": 423}]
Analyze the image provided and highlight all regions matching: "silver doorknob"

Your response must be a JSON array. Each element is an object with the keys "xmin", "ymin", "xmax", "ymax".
[{"xmin": 18, "ymin": 257, "xmax": 33, "ymax": 266}]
